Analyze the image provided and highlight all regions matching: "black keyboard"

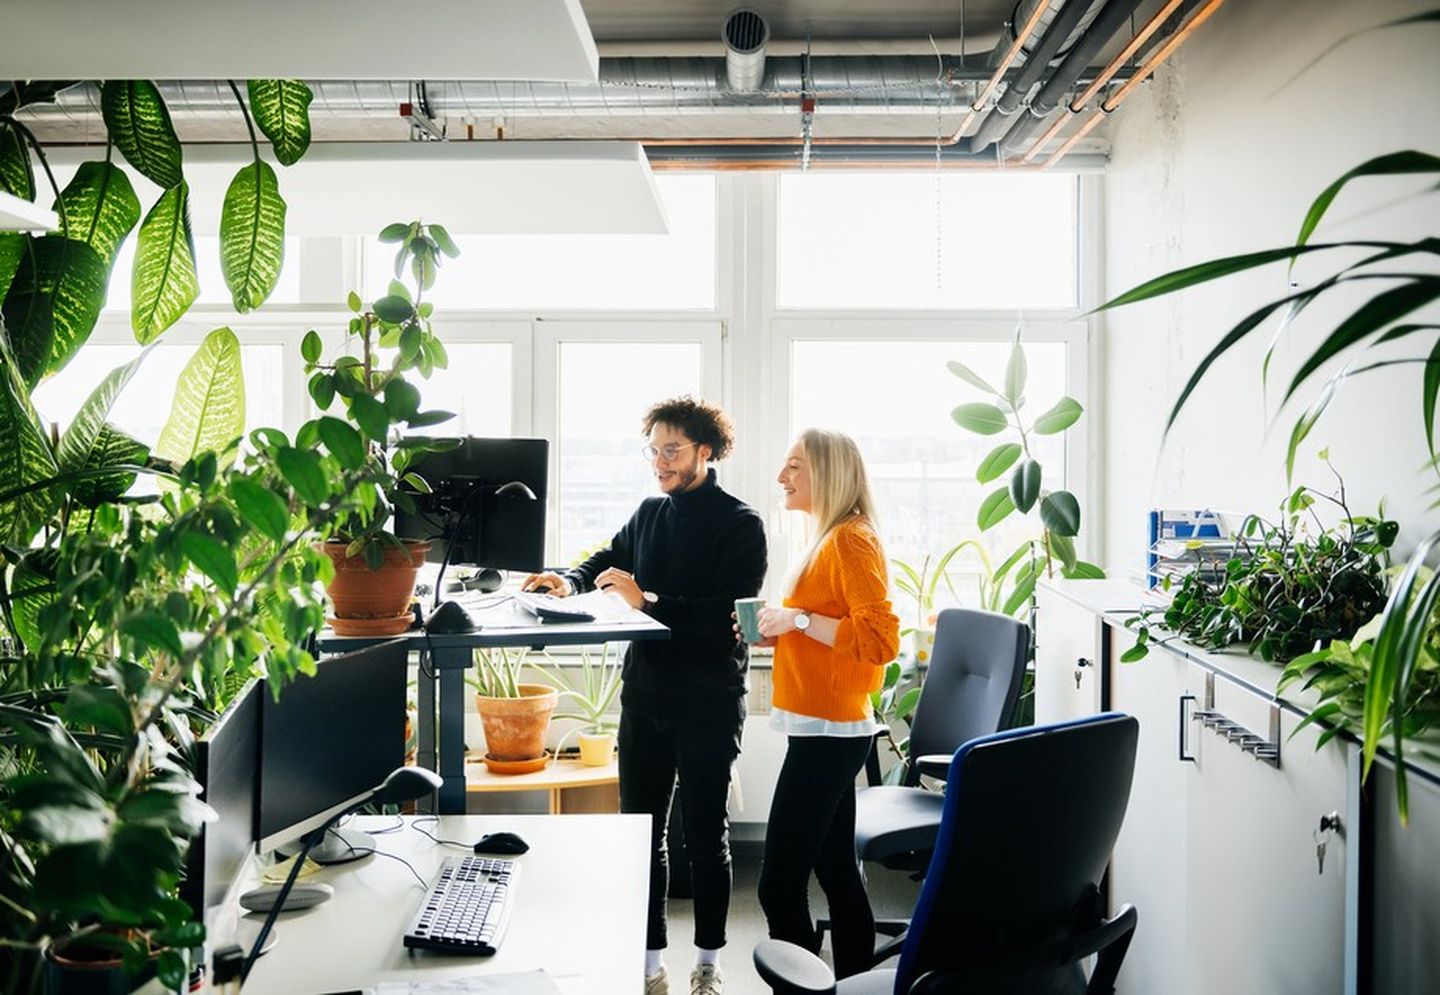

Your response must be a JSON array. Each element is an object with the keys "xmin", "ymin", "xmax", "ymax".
[{"xmin": 403, "ymin": 856, "xmax": 519, "ymax": 955}]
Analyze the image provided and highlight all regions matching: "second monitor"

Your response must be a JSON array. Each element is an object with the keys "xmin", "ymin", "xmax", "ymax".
[{"xmin": 393, "ymin": 437, "xmax": 548, "ymax": 575}]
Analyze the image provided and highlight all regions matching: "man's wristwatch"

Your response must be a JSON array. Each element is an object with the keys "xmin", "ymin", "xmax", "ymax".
[
  {"xmin": 793, "ymin": 611, "xmax": 812, "ymax": 632},
  {"xmin": 641, "ymin": 591, "xmax": 659, "ymax": 610}
]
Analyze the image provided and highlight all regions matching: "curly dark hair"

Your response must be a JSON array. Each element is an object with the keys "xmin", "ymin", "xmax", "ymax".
[{"xmin": 641, "ymin": 395, "xmax": 735, "ymax": 462}]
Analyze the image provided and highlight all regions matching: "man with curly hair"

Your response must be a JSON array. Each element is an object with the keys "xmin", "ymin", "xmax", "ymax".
[{"xmin": 524, "ymin": 395, "xmax": 767, "ymax": 995}]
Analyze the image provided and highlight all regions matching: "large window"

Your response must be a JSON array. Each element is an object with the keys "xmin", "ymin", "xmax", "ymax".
[
  {"xmin": 383, "ymin": 342, "xmax": 514, "ymax": 438},
  {"xmin": 552, "ymin": 340, "xmax": 706, "ymax": 566},
  {"xmin": 787, "ymin": 335, "xmax": 1071, "ymax": 612},
  {"xmin": 777, "ymin": 173, "xmax": 1077, "ymax": 310},
  {"xmin": 363, "ymin": 175, "xmax": 717, "ymax": 310}
]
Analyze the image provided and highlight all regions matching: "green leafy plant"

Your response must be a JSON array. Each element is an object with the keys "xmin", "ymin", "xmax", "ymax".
[
  {"xmin": 1124, "ymin": 472, "xmax": 1394, "ymax": 666},
  {"xmin": 537, "ymin": 644, "xmax": 624, "ymax": 744},
  {"xmin": 301, "ymin": 221, "xmax": 461, "ymax": 567},
  {"xmin": 1279, "ymin": 603, "xmax": 1440, "ymax": 764},
  {"xmin": 869, "ymin": 659, "xmax": 922, "ymax": 783},
  {"xmin": 1097, "ymin": 150, "xmax": 1439, "ymax": 821},
  {"xmin": 948, "ymin": 327, "xmax": 1104, "ymax": 616},
  {"xmin": 1, "ymin": 79, "xmax": 314, "ymax": 380}
]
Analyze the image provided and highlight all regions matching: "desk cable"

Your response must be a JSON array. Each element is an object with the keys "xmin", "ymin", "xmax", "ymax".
[{"xmin": 409, "ymin": 815, "xmax": 474, "ymax": 850}]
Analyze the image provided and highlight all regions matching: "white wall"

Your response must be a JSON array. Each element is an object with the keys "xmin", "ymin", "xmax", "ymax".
[{"xmin": 1102, "ymin": 0, "xmax": 1440, "ymax": 572}]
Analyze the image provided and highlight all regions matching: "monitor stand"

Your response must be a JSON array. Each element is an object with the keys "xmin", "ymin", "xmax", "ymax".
[{"xmin": 277, "ymin": 825, "xmax": 375, "ymax": 865}]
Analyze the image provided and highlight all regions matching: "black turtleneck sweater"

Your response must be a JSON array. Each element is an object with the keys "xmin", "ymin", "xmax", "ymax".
[{"xmin": 564, "ymin": 470, "xmax": 767, "ymax": 721}]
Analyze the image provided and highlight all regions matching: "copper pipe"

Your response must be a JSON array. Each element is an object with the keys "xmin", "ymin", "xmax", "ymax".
[
  {"xmin": 1069, "ymin": 0, "xmax": 1184, "ymax": 111},
  {"xmin": 1040, "ymin": 0, "xmax": 1226, "ymax": 168},
  {"xmin": 1038, "ymin": 107, "xmax": 1106, "ymax": 168},
  {"xmin": 1022, "ymin": 109, "xmax": 1075, "ymax": 163},
  {"xmin": 1101, "ymin": 0, "xmax": 1227, "ymax": 110}
]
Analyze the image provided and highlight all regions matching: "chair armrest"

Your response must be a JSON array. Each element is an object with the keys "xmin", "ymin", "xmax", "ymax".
[
  {"xmin": 913, "ymin": 753, "xmax": 952, "ymax": 780},
  {"xmin": 752, "ymin": 939, "xmax": 837, "ymax": 995}
]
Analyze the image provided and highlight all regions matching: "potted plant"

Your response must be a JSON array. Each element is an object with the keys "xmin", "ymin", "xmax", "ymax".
[
  {"xmin": 538, "ymin": 644, "xmax": 624, "ymax": 766},
  {"xmin": 467, "ymin": 647, "xmax": 558, "ymax": 770},
  {"xmin": 302, "ymin": 220, "xmax": 461, "ymax": 636}
]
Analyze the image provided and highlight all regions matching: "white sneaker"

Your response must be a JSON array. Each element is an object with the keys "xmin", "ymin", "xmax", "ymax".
[
  {"xmin": 644, "ymin": 965, "xmax": 669, "ymax": 995},
  {"xmin": 690, "ymin": 964, "xmax": 723, "ymax": 995}
]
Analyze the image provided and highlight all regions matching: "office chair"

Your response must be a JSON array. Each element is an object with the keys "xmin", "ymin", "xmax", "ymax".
[
  {"xmin": 755, "ymin": 713, "xmax": 1141, "ymax": 995},
  {"xmin": 846, "ymin": 607, "xmax": 1029, "ymax": 960}
]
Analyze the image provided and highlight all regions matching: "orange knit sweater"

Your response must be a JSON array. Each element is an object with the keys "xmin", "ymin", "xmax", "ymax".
[{"xmin": 772, "ymin": 518, "xmax": 901, "ymax": 722}]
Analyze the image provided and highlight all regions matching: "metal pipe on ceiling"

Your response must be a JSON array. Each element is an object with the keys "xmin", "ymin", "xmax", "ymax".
[
  {"xmin": 967, "ymin": 0, "xmax": 1102, "ymax": 153},
  {"xmin": 998, "ymin": 0, "xmax": 1146, "ymax": 158},
  {"xmin": 722, "ymin": 9, "xmax": 770, "ymax": 92}
]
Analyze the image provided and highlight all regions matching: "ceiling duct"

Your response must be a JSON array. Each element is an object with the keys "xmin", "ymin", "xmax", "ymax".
[{"xmin": 723, "ymin": 9, "xmax": 770, "ymax": 93}]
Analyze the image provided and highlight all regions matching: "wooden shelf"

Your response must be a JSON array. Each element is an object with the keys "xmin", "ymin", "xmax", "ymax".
[{"xmin": 465, "ymin": 753, "xmax": 619, "ymax": 814}]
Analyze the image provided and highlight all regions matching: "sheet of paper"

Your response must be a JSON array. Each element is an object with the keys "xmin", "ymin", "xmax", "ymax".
[{"xmin": 374, "ymin": 968, "xmax": 565, "ymax": 994}]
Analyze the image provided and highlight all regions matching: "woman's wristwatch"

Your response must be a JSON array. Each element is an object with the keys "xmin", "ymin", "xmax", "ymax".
[{"xmin": 793, "ymin": 611, "xmax": 811, "ymax": 632}]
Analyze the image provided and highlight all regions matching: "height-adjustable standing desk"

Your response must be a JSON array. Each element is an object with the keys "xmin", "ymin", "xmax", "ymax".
[{"xmin": 316, "ymin": 599, "xmax": 668, "ymax": 814}]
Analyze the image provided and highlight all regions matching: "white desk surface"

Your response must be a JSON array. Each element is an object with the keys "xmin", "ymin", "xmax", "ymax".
[{"xmin": 228, "ymin": 814, "xmax": 648, "ymax": 994}]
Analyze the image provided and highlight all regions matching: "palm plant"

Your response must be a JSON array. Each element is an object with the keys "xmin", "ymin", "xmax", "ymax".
[{"xmin": 1096, "ymin": 149, "xmax": 1440, "ymax": 822}]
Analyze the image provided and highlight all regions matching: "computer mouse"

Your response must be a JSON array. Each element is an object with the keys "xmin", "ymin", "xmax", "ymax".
[
  {"xmin": 425, "ymin": 600, "xmax": 476, "ymax": 634},
  {"xmin": 530, "ymin": 584, "xmax": 552, "ymax": 595},
  {"xmin": 473, "ymin": 831, "xmax": 529, "ymax": 855}
]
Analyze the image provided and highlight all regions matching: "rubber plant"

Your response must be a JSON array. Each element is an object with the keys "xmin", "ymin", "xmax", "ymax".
[{"xmin": 1095, "ymin": 150, "xmax": 1440, "ymax": 821}]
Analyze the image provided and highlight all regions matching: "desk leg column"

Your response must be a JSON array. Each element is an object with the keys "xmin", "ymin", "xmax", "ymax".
[
  {"xmin": 435, "ymin": 647, "xmax": 469, "ymax": 815},
  {"xmin": 415, "ymin": 651, "xmax": 436, "ymax": 816}
]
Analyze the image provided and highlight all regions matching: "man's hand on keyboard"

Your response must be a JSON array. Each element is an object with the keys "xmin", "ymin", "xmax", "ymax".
[{"xmin": 521, "ymin": 572, "xmax": 571, "ymax": 597}]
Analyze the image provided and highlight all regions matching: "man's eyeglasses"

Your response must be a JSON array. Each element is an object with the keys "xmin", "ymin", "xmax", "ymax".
[{"xmin": 642, "ymin": 442, "xmax": 697, "ymax": 462}]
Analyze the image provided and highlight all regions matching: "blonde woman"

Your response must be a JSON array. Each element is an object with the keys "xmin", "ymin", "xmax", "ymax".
[{"xmin": 752, "ymin": 428, "xmax": 900, "ymax": 979}]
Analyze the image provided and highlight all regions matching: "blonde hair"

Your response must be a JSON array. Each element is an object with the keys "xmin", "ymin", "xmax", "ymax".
[{"xmin": 786, "ymin": 428, "xmax": 880, "ymax": 594}]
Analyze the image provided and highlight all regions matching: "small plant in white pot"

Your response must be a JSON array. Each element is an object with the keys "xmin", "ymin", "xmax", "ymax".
[{"xmin": 538, "ymin": 644, "xmax": 623, "ymax": 766}]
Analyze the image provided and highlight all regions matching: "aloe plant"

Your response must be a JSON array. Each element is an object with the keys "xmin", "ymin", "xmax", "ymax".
[
  {"xmin": 1097, "ymin": 150, "xmax": 1440, "ymax": 823},
  {"xmin": 537, "ymin": 643, "xmax": 624, "ymax": 746}
]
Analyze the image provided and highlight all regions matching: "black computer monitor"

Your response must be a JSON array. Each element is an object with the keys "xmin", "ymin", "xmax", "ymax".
[
  {"xmin": 182, "ymin": 678, "xmax": 263, "ymax": 918},
  {"xmin": 392, "ymin": 436, "xmax": 549, "ymax": 573},
  {"xmin": 258, "ymin": 641, "xmax": 408, "ymax": 862}
]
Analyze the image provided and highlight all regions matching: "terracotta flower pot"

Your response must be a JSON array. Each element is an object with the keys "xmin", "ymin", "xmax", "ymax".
[
  {"xmin": 318, "ymin": 539, "xmax": 430, "ymax": 636},
  {"xmin": 476, "ymin": 684, "xmax": 558, "ymax": 763},
  {"xmin": 43, "ymin": 931, "xmax": 159, "ymax": 995}
]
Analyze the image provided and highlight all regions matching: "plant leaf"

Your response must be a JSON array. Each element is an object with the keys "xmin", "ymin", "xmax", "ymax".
[
  {"xmin": 1033, "ymin": 396, "xmax": 1083, "ymax": 435},
  {"xmin": 1426, "ymin": 336, "xmax": 1440, "ymax": 465},
  {"xmin": 276, "ymin": 446, "xmax": 329, "ymax": 506},
  {"xmin": 1009, "ymin": 459, "xmax": 1042, "ymax": 513},
  {"xmin": 154, "ymin": 327, "xmax": 245, "ymax": 470},
  {"xmin": 245, "ymin": 80, "xmax": 313, "ymax": 166},
  {"xmin": 2, "ymin": 235, "xmax": 108, "ymax": 386},
  {"xmin": 1297, "ymin": 150, "xmax": 1440, "ymax": 249},
  {"xmin": 100, "ymin": 81, "xmax": 183, "ymax": 190},
  {"xmin": 951, "ymin": 402, "xmax": 1009, "ymax": 435},
  {"xmin": 1063, "ymin": 560, "xmax": 1106, "ymax": 580},
  {"xmin": 1040, "ymin": 490, "xmax": 1081, "ymax": 537},
  {"xmin": 0, "ymin": 120, "xmax": 35, "ymax": 201},
  {"xmin": 230, "ymin": 476, "xmax": 289, "ymax": 542},
  {"xmin": 1093, "ymin": 242, "xmax": 1386, "ymax": 312},
  {"xmin": 131, "ymin": 183, "xmax": 199, "ymax": 344},
  {"xmin": 1048, "ymin": 529, "xmax": 1077, "ymax": 571},
  {"xmin": 69, "ymin": 424, "xmax": 149, "ymax": 506},
  {"xmin": 316, "ymin": 416, "xmax": 365, "ymax": 470},
  {"xmin": 348, "ymin": 393, "xmax": 391, "ymax": 442},
  {"xmin": 373, "ymin": 295, "xmax": 415, "ymax": 325},
  {"xmin": 976, "ymin": 442, "xmax": 1022, "ymax": 484},
  {"xmin": 945, "ymin": 359, "xmax": 997, "ymax": 394},
  {"xmin": 119, "ymin": 610, "xmax": 183, "ymax": 659},
  {"xmin": 977, "ymin": 487, "xmax": 1016, "ymax": 530},
  {"xmin": 1004, "ymin": 335, "xmax": 1027, "ymax": 404},
  {"xmin": 1285, "ymin": 376, "xmax": 1338, "ymax": 484},
  {"xmin": 0, "ymin": 232, "xmax": 23, "ymax": 302},
  {"xmin": 52, "ymin": 161, "xmax": 140, "ymax": 268},
  {"xmin": 220, "ymin": 160, "xmax": 287, "ymax": 312},
  {"xmin": 181, "ymin": 532, "xmax": 238, "ymax": 596},
  {"xmin": 0, "ymin": 326, "xmax": 58, "ymax": 544},
  {"xmin": 1284, "ymin": 277, "xmax": 1440, "ymax": 405},
  {"xmin": 56, "ymin": 349, "xmax": 149, "ymax": 475}
]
